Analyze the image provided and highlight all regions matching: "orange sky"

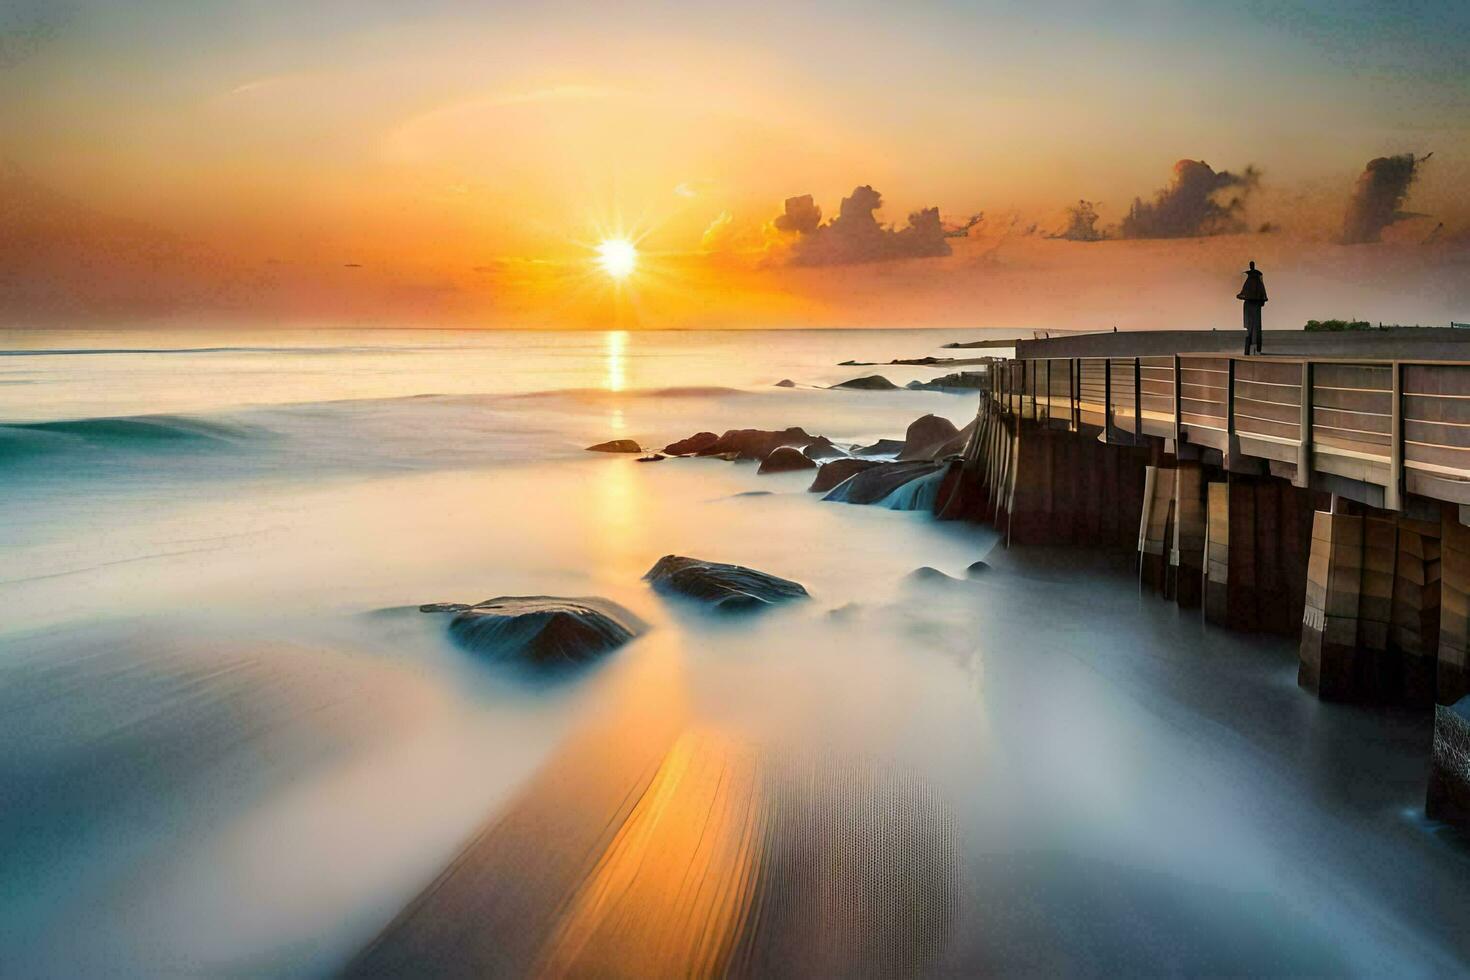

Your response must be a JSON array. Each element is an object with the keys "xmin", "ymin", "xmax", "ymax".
[{"xmin": 2, "ymin": 2, "xmax": 1468, "ymax": 329}]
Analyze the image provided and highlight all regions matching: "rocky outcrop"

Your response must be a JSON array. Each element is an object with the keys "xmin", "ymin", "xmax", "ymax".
[
  {"xmin": 965, "ymin": 561, "xmax": 990, "ymax": 577},
  {"xmin": 586, "ymin": 439, "xmax": 642, "ymax": 453},
  {"xmin": 822, "ymin": 460, "xmax": 944, "ymax": 505},
  {"xmin": 1428, "ymin": 696, "xmax": 1470, "ymax": 823},
  {"xmin": 802, "ymin": 437, "xmax": 846, "ymax": 462},
  {"xmin": 898, "ymin": 415, "xmax": 960, "ymax": 460},
  {"xmin": 852, "ymin": 438, "xmax": 905, "ymax": 457},
  {"xmin": 637, "ymin": 454, "xmax": 665, "ymax": 463},
  {"xmin": 758, "ymin": 446, "xmax": 817, "ymax": 474},
  {"xmin": 446, "ymin": 596, "xmax": 646, "ymax": 665},
  {"xmin": 906, "ymin": 371, "xmax": 987, "ymax": 392},
  {"xmin": 808, "ymin": 457, "xmax": 883, "ymax": 493},
  {"xmin": 695, "ymin": 427, "xmax": 823, "ymax": 461},
  {"xmin": 774, "ymin": 379, "xmax": 797, "ymax": 387},
  {"xmin": 644, "ymin": 555, "xmax": 809, "ymax": 611},
  {"xmin": 419, "ymin": 602, "xmax": 471, "ymax": 613},
  {"xmin": 832, "ymin": 375, "xmax": 899, "ymax": 391},
  {"xmin": 664, "ymin": 432, "xmax": 720, "ymax": 455}
]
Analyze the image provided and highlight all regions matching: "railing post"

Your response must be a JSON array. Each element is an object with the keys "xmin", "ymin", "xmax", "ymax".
[
  {"xmin": 1104, "ymin": 357, "xmax": 1113, "ymax": 443},
  {"xmin": 1134, "ymin": 356, "xmax": 1142, "ymax": 440},
  {"xmin": 1387, "ymin": 360, "xmax": 1403, "ymax": 510},
  {"xmin": 1031, "ymin": 360, "xmax": 1039, "ymax": 422},
  {"xmin": 1044, "ymin": 359, "xmax": 1051, "ymax": 425},
  {"xmin": 1294, "ymin": 360, "xmax": 1313, "ymax": 488},
  {"xmin": 1226, "ymin": 357, "xmax": 1238, "ymax": 464},
  {"xmin": 1173, "ymin": 355, "xmax": 1182, "ymax": 449}
]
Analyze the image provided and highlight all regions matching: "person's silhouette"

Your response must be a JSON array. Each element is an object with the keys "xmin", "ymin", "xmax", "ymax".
[{"xmin": 1237, "ymin": 260, "xmax": 1267, "ymax": 355}]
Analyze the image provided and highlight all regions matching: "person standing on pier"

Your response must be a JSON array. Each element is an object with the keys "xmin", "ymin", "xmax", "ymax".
[{"xmin": 1237, "ymin": 260, "xmax": 1267, "ymax": 355}]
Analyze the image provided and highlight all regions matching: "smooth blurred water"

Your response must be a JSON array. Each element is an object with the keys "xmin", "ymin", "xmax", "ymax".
[{"xmin": 1, "ymin": 328, "xmax": 1467, "ymax": 976}]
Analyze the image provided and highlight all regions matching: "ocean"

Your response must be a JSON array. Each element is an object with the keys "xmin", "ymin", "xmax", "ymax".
[{"xmin": 2, "ymin": 327, "xmax": 1467, "ymax": 976}]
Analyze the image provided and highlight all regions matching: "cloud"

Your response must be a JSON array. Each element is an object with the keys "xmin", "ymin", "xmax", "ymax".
[
  {"xmin": 772, "ymin": 194, "xmax": 822, "ymax": 235},
  {"xmin": 1050, "ymin": 200, "xmax": 1105, "ymax": 241},
  {"xmin": 770, "ymin": 185, "xmax": 953, "ymax": 266},
  {"xmin": 675, "ymin": 178, "xmax": 715, "ymax": 199},
  {"xmin": 1341, "ymin": 152, "xmax": 1430, "ymax": 244},
  {"xmin": 700, "ymin": 210, "xmax": 736, "ymax": 252},
  {"xmin": 1118, "ymin": 160, "xmax": 1260, "ymax": 239}
]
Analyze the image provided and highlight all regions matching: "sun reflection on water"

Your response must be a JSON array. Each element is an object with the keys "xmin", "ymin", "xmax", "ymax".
[{"xmin": 604, "ymin": 330, "xmax": 627, "ymax": 392}]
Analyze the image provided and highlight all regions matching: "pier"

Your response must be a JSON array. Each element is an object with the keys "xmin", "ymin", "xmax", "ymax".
[{"xmin": 944, "ymin": 329, "xmax": 1470, "ymax": 821}]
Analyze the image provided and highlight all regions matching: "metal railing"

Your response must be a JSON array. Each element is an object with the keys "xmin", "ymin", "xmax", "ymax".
[{"xmin": 981, "ymin": 353, "xmax": 1470, "ymax": 511}]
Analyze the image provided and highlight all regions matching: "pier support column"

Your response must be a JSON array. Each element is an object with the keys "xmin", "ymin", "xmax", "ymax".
[
  {"xmin": 1392, "ymin": 518, "xmax": 1442, "ymax": 706},
  {"xmin": 1138, "ymin": 465, "xmax": 1174, "ymax": 593},
  {"xmin": 1439, "ymin": 510, "xmax": 1470, "ymax": 705},
  {"xmin": 1170, "ymin": 463, "xmax": 1205, "ymax": 608},
  {"xmin": 1298, "ymin": 511, "xmax": 1363, "ymax": 700},
  {"xmin": 1204, "ymin": 482, "xmax": 1230, "ymax": 626},
  {"xmin": 1357, "ymin": 517, "xmax": 1399, "ymax": 698}
]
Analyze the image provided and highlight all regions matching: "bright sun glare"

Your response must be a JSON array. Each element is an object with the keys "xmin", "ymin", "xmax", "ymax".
[{"xmin": 596, "ymin": 238, "xmax": 638, "ymax": 280}]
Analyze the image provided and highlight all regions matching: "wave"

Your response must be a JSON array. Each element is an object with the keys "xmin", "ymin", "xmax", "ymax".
[{"xmin": 0, "ymin": 414, "xmax": 261, "ymax": 464}]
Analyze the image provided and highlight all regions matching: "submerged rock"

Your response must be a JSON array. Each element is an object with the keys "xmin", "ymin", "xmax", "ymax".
[
  {"xmin": 907, "ymin": 566, "xmax": 958, "ymax": 583},
  {"xmin": 447, "ymin": 596, "xmax": 645, "ymax": 666},
  {"xmin": 832, "ymin": 375, "xmax": 899, "ymax": 391},
  {"xmin": 696, "ymin": 427, "xmax": 823, "ymax": 461},
  {"xmin": 774, "ymin": 379, "xmax": 797, "ymax": 387},
  {"xmin": 637, "ymin": 454, "xmax": 665, "ymax": 463},
  {"xmin": 852, "ymin": 438, "xmax": 906, "ymax": 457},
  {"xmin": 758, "ymin": 446, "xmax": 817, "ymax": 474},
  {"xmin": 808, "ymin": 457, "xmax": 883, "ymax": 493},
  {"xmin": 966, "ymin": 560, "xmax": 991, "ymax": 577},
  {"xmin": 664, "ymin": 431, "xmax": 720, "ymax": 455},
  {"xmin": 419, "ymin": 602, "xmax": 471, "ymax": 613},
  {"xmin": 1428, "ymin": 696, "xmax": 1470, "ymax": 824},
  {"xmin": 898, "ymin": 414, "xmax": 961, "ymax": 461},
  {"xmin": 822, "ymin": 460, "xmax": 945, "ymax": 505},
  {"xmin": 586, "ymin": 439, "xmax": 642, "ymax": 453},
  {"xmin": 644, "ymin": 555, "xmax": 809, "ymax": 611}
]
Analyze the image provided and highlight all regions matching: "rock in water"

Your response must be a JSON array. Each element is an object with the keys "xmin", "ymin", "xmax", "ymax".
[
  {"xmin": 852, "ymin": 438, "xmax": 906, "ymax": 457},
  {"xmin": 664, "ymin": 431, "xmax": 720, "ymax": 455},
  {"xmin": 696, "ymin": 427, "xmax": 823, "ymax": 461},
  {"xmin": 832, "ymin": 375, "xmax": 899, "ymax": 391},
  {"xmin": 447, "ymin": 596, "xmax": 645, "ymax": 665},
  {"xmin": 965, "ymin": 561, "xmax": 991, "ymax": 577},
  {"xmin": 419, "ymin": 602, "xmax": 471, "ymax": 613},
  {"xmin": 1428, "ymin": 696, "xmax": 1470, "ymax": 823},
  {"xmin": 906, "ymin": 566, "xmax": 957, "ymax": 583},
  {"xmin": 637, "ymin": 454, "xmax": 665, "ymax": 463},
  {"xmin": 802, "ymin": 437, "xmax": 846, "ymax": 462},
  {"xmin": 822, "ymin": 460, "xmax": 944, "ymax": 505},
  {"xmin": 906, "ymin": 371, "xmax": 988, "ymax": 392},
  {"xmin": 759, "ymin": 446, "xmax": 817, "ymax": 474},
  {"xmin": 774, "ymin": 379, "xmax": 797, "ymax": 387},
  {"xmin": 587, "ymin": 439, "xmax": 642, "ymax": 453},
  {"xmin": 644, "ymin": 555, "xmax": 809, "ymax": 611},
  {"xmin": 808, "ymin": 457, "xmax": 883, "ymax": 493},
  {"xmin": 898, "ymin": 414, "xmax": 961, "ymax": 460}
]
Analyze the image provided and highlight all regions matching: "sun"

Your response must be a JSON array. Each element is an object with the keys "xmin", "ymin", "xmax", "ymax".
[{"xmin": 595, "ymin": 238, "xmax": 637, "ymax": 280}]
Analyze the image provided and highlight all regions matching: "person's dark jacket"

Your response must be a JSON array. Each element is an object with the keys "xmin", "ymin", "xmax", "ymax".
[{"xmin": 1237, "ymin": 270, "xmax": 1268, "ymax": 304}]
